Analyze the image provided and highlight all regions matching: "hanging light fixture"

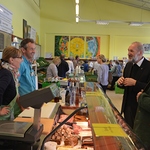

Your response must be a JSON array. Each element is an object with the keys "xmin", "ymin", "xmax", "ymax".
[
  {"xmin": 96, "ymin": 21, "xmax": 109, "ymax": 25},
  {"xmin": 76, "ymin": 4, "xmax": 79, "ymax": 15},
  {"xmin": 76, "ymin": 16, "xmax": 79, "ymax": 23},
  {"xmin": 75, "ymin": 0, "xmax": 79, "ymax": 4},
  {"xmin": 75, "ymin": 0, "xmax": 79, "ymax": 23},
  {"xmin": 129, "ymin": 22, "xmax": 143, "ymax": 26}
]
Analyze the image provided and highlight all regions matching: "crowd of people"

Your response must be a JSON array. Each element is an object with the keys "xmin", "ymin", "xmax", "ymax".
[{"xmin": 1, "ymin": 39, "xmax": 150, "ymax": 149}]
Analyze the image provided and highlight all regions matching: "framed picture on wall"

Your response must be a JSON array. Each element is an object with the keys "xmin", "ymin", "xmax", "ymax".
[
  {"xmin": 70, "ymin": 36, "xmax": 85, "ymax": 58},
  {"xmin": 85, "ymin": 36, "xmax": 100, "ymax": 58},
  {"xmin": 54, "ymin": 35, "xmax": 100, "ymax": 58},
  {"xmin": 27, "ymin": 25, "xmax": 31, "ymax": 38},
  {"xmin": 143, "ymin": 44, "xmax": 150, "ymax": 54},
  {"xmin": 55, "ymin": 36, "xmax": 69, "ymax": 57},
  {"xmin": 23, "ymin": 19, "xmax": 28, "ymax": 39}
]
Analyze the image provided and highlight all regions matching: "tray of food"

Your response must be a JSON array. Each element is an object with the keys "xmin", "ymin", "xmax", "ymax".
[{"xmin": 44, "ymin": 112, "xmax": 94, "ymax": 150}]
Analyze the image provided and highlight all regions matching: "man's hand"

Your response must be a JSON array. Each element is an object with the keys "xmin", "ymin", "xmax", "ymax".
[
  {"xmin": 117, "ymin": 77, "xmax": 125, "ymax": 86},
  {"xmin": 123, "ymin": 78, "xmax": 136, "ymax": 86}
]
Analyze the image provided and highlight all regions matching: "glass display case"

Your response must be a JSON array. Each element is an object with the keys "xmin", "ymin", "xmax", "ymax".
[
  {"xmin": 40, "ymin": 82, "xmax": 146, "ymax": 150},
  {"xmin": 85, "ymin": 82, "xmax": 146, "ymax": 150}
]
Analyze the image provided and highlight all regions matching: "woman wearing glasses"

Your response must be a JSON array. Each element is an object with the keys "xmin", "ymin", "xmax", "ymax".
[{"xmin": 0, "ymin": 46, "xmax": 23, "ymax": 120}]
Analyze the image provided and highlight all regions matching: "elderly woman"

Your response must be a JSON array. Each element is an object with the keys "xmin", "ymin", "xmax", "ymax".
[
  {"xmin": 46, "ymin": 57, "xmax": 61, "ymax": 78},
  {"xmin": 0, "ymin": 46, "xmax": 23, "ymax": 120}
]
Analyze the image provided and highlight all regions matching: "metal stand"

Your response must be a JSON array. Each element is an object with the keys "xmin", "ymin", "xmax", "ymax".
[{"xmin": 33, "ymin": 108, "xmax": 41, "ymax": 131}]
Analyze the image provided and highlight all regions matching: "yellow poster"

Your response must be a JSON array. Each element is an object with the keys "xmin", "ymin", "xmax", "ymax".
[{"xmin": 70, "ymin": 36, "xmax": 85, "ymax": 58}]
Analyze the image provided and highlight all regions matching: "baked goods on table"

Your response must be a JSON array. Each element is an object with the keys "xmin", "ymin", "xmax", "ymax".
[
  {"xmin": 64, "ymin": 136, "xmax": 78, "ymax": 146},
  {"xmin": 47, "ymin": 113, "xmax": 94, "ymax": 149},
  {"xmin": 58, "ymin": 114, "xmax": 74, "ymax": 123}
]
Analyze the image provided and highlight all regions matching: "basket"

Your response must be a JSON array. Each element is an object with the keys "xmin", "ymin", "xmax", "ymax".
[
  {"xmin": 115, "ymin": 83, "xmax": 124, "ymax": 94},
  {"xmin": 85, "ymin": 72, "xmax": 97, "ymax": 82}
]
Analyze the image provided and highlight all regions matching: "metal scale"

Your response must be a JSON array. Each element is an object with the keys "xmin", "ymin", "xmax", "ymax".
[{"xmin": 0, "ymin": 84, "xmax": 59, "ymax": 150}]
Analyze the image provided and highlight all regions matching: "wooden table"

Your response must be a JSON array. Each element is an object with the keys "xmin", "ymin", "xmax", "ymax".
[{"xmin": 14, "ymin": 117, "xmax": 54, "ymax": 135}]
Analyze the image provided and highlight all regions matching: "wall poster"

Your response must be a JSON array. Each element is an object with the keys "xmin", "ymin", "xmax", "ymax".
[
  {"xmin": 23, "ymin": 19, "xmax": 28, "ymax": 39},
  {"xmin": 70, "ymin": 36, "xmax": 84, "ymax": 58},
  {"xmin": 86, "ymin": 36, "xmax": 100, "ymax": 58},
  {"xmin": 54, "ymin": 35, "xmax": 100, "ymax": 58},
  {"xmin": 55, "ymin": 36, "xmax": 69, "ymax": 57}
]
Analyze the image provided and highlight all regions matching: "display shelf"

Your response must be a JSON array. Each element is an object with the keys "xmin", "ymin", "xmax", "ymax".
[
  {"xmin": 85, "ymin": 82, "xmax": 146, "ymax": 150},
  {"xmin": 38, "ymin": 82, "xmax": 146, "ymax": 150}
]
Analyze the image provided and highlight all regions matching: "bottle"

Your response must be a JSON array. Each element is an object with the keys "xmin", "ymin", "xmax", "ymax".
[
  {"xmin": 54, "ymin": 85, "xmax": 60, "ymax": 103},
  {"xmin": 65, "ymin": 86, "xmax": 71, "ymax": 106},
  {"xmin": 75, "ymin": 82, "xmax": 80, "ymax": 107},
  {"xmin": 70, "ymin": 82, "xmax": 76, "ymax": 106},
  {"xmin": 60, "ymin": 89, "xmax": 66, "ymax": 103}
]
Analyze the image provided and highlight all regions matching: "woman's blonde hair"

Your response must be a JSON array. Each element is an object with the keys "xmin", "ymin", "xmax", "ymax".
[
  {"xmin": 0, "ymin": 46, "xmax": 22, "ymax": 69},
  {"xmin": 98, "ymin": 54, "xmax": 107, "ymax": 62},
  {"xmin": 53, "ymin": 57, "xmax": 61, "ymax": 65}
]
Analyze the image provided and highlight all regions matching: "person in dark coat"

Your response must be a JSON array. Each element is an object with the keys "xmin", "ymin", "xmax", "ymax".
[
  {"xmin": 117, "ymin": 41, "xmax": 150, "ymax": 128},
  {"xmin": 57, "ymin": 54, "xmax": 69, "ymax": 78},
  {"xmin": 0, "ymin": 46, "xmax": 23, "ymax": 120},
  {"xmin": 133, "ymin": 86, "xmax": 150, "ymax": 149},
  {"xmin": 81, "ymin": 60, "xmax": 89, "ymax": 72}
]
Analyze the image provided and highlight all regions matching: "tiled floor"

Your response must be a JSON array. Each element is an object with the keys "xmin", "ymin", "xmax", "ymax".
[{"xmin": 106, "ymin": 89, "xmax": 123, "ymax": 113}]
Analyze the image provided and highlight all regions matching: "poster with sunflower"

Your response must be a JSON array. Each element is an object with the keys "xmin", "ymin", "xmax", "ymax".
[
  {"xmin": 55, "ymin": 36, "xmax": 69, "ymax": 57},
  {"xmin": 54, "ymin": 35, "xmax": 100, "ymax": 58},
  {"xmin": 70, "ymin": 36, "xmax": 85, "ymax": 58},
  {"xmin": 86, "ymin": 36, "xmax": 100, "ymax": 58}
]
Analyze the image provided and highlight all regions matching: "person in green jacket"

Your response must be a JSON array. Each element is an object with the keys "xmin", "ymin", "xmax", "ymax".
[{"xmin": 133, "ymin": 86, "xmax": 150, "ymax": 149}]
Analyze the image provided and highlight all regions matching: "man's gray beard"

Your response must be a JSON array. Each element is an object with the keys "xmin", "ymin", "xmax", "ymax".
[
  {"xmin": 128, "ymin": 58, "xmax": 135, "ymax": 63},
  {"xmin": 128, "ymin": 56, "xmax": 139, "ymax": 63}
]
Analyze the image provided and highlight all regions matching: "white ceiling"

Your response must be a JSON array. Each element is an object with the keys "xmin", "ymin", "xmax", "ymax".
[
  {"xmin": 40, "ymin": 0, "xmax": 150, "ymax": 26},
  {"xmin": 79, "ymin": 0, "xmax": 150, "ymax": 25},
  {"xmin": 109, "ymin": 0, "xmax": 150, "ymax": 11}
]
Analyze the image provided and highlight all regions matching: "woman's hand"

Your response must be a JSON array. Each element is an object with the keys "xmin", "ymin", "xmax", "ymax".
[
  {"xmin": 0, "ymin": 106, "xmax": 10, "ymax": 116},
  {"xmin": 136, "ymin": 90, "xmax": 143, "ymax": 101}
]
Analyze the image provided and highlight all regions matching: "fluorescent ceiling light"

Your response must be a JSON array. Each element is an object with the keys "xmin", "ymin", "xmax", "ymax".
[
  {"xmin": 75, "ymin": 0, "xmax": 79, "ymax": 22},
  {"xmin": 76, "ymin": 16, "xmax": 79, "ymax": 23},
  {"xmin": 75, "ymin": 0, "xmax": 79, "ymax": 4},
  {"xmin": 79, "ymin": 18, "xmax": 150, "ymax": 26},
  {"xmin": 129, "ymin": 22, "xmax": 143, "ymax": 26},
  {"xmin": 76, "ymin": 4, "xmax": 79, "ymax": 15},
  {"xmin": 96, "ymin": 21, "xmax": 109, "ymax": 25}
]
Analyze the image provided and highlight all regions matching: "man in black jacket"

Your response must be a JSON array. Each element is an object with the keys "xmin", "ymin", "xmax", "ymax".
[
  {"xmin": 117, "ymin": 41, "xmax": 150, "ymax": 128},
  {"xmin": 57, "ymin": 54, "xmax": 69, "ymax": 78}
]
